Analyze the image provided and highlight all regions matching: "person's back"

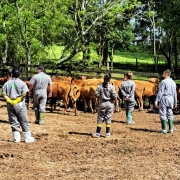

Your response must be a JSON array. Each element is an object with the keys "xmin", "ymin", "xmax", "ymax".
[
  {"xmin": 30, "ymin": 71, "xmax": 51, "ymax": 93},
  {"xmin": 155, "ymin": 69, "xmax": 177, "ymax": 134},
  {"xmin": 93, "ymin": 74, "xmax": 117, "ymax": 138},
  {"xmin": 121, "ymin": 79, "xmax": 135, "ymax": 102},
  {"xmin": 29, "ymin": 66, "xmax": 52, "ymax": 125},
  {"xmin": 160, "ymin": 77, "xmax": 176, "ymax": 97},
  {"xmin": 95, "ymin": 83, "xmax": 116, "ymax": 102}
]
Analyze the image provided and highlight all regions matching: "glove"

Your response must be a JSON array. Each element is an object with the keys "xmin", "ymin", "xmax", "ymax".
[
  {"xmin": 12, "ymin": 97, "xmax": 22, "ymax": 105},
  {"xmin": 6, "ymin": 98, "xmax": 14, "ymax": 105},
  {"xmin": 16, "ymin": 97, "xmax": 22, "ymax": 103}
]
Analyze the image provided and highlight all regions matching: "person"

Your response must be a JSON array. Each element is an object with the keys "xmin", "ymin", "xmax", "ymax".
[
  {"xmin": 2, "ymin": 69, "xmax": 34, "ymax": 143},
  {"xmin": 93, "ymin": 73, "xmax": 117, "ymax": 138},
  {"xmin": 29, "ymin": 65, "xmax": 52, "ymax": 125},
  {"xmin": 155, "ymin": 69, "xmax": 177, "ymax": 133},
  {"xmin": 121, "ymin": 72, "xmax": 135, "ymax": 124}
]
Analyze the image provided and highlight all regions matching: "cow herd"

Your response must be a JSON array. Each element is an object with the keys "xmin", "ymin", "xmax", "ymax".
[{"xmin": 0, "ymin": 75, "xmax": 180, "ymax": 115}]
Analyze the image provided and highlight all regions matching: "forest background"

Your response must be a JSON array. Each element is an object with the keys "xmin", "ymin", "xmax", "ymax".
[{"xmin": 0, "ymin": 0, "xmax": 179, "ymax": 79}]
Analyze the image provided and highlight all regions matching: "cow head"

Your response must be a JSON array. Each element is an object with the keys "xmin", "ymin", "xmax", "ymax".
[
  {"xmin": 149, "ymin": 78, "xmax": 160, "ymax": 83},
  {"xmin": 69, "ymin": 85, "xmax": 81, "ymax": 102}
]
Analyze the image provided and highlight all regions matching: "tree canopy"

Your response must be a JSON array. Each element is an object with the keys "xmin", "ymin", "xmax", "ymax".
[{"xmin": 0, "ymin": 0, "xmax": 180, "ymax": 72}]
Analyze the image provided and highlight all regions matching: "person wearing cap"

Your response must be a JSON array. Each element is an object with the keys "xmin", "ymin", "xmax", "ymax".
[
  {"xmin": 2, "ymin": 69, "xmax": 34, "ymax": 143},
  {"xmin": 155, "ymin": 69, "xmax": 177, "ymax": 133},
  {"xmin": 29, "ymin": 65, "xmax": 52, "ymax": 125},
  {"xmin": 121, "ymin": 72, "xmax": 135, "ymax": 124},
  {"xmin": 93, "ymin": 73, "xmax": 117, "ymax": 138}
]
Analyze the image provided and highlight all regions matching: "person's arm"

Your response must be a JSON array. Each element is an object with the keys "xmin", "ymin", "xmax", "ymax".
[
  {"xmin": 111, "ymin": 86, "xmax": 117, "ymax": 100},
  {"xmin": 174, "ymin": 84, "xmax": 177, "ymax": 107},
  {"xmin": 128, "ymin": 82, "xmax": 135, "ymax": 98},
  {"xmin": 120, "ymin": 85, "xmax": 127, "ymax": 98},
  {"xmin": 155, "ymin": 82, "xmax": 164, "ymax": 106},
  {"xmin": 48, "ymin": 85, "xmax": 52, "ymax": 98},
  {"xmin": 28, "ymin": 84, "xmax": 33, "ymax": 97},
  {"xmin": 94, "ymin": 85, "xmax": 100, "ymax": 98}
]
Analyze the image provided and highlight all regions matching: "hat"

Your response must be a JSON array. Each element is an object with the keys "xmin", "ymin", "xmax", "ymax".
[{"xmin": 37, "ymin": 65, "xmax": 44, "ymax": 71}]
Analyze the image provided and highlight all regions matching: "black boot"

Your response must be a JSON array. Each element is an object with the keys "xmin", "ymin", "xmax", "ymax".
[
  {"xmin": 105, "ymin": 124, "xmax": 111, "ymax": 138},
  {"xmin": 93, "ymin": 124, "xmax": 102, "ymax": 138}
]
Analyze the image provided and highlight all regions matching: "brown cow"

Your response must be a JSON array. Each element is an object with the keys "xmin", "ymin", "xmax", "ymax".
[
  {"xmin": 82, "ymin": 78, "xmax": 103, "ymax": 86},
  {"xmin": 111, "ymin": 79, "xmax": 145, "ymax": 111},
  {"xmin": 80, "ymin": 86, "xmax": 98, "ymax": 113},
  {"xmin": 51, "ymin": 76, "xmax": 72, "ymax": 82},
  {"xmin": 133, "ymin": 80, "xmax": 158, "ymax": 109},
  {"xmin": 50, "ymin": 82, "xmax": 78, "ymax": 115}
]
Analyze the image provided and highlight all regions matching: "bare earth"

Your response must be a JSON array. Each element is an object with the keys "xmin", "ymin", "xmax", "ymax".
[{"xmin": 0, "ymin": 100, "xmax": 180, "ymax": 180}]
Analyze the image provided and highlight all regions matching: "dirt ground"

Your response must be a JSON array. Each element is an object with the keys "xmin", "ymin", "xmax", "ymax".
[{"xmin": 0, "ymin": 100, "xmax": 180, "ymax": 180}]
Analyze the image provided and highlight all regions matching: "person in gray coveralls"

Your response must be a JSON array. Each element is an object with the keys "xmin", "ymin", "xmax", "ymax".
[
  {"xmin": 155, "ymin": 69, "xmax": 177, "ymax": 133},
  {"xmin": 2, "ymin": 69, "xmax": 34, "ymax": 143},
  {"xmin": 93, "ymin": 74, "xmax": 117, "ymax": 138},
  {"xmin": 121, "ymin": 72, "xmax": 135, "ymax": 124},
  {"xmin": 29, "ymin": 65, "xmax": 52, "ymax": 125}
]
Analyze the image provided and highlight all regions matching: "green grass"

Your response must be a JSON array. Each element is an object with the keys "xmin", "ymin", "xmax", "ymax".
[
  {"xmin": 113, "ymin": 51, "xmax": 166, "ymax": 65},
  {"xmin": 45, "ymin": 45, "xmax": 166, "ymax": 66}
]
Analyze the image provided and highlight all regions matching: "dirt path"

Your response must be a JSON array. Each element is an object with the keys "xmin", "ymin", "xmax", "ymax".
[{"xmin": 0, "ymin": 101, "xmax": 180, "ymax": 180}]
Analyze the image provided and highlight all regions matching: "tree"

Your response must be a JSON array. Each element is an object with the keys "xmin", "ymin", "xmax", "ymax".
[{"xmin": 56, "ymin": 0, "xmax": 140, "ymax": 68}]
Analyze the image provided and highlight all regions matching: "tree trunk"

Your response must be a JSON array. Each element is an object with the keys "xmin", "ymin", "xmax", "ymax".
[
  {"xmin": 1, "ymin": 41, "xmax": 8, "ymax": 68},
  {"xmin": 102, "ymin": 40, "xmax": 108, "ymax": 66}
]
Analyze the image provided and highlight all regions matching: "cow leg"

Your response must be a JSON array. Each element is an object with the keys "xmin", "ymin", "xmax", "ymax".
[
  {"xmin": 89, "ymin": 100, "xmax": 94, "ymax": 113},
  {"xmin": 50, "ymin": 97, "xmax": 55, "ymax": 112},
  {"xmin": 72, "ymin": 100, "xmax": 78, "ymax": 116},
  {"xmin": 26, "ymin": 92, "xmax": 29, "ymax": 109},
  {"xmin": 137, "ymin": 98, "xmax": 143, "ymax": 111},
  {"xmin": 84, "ymin": 99, "xmax": 88, "ymax": 113}
]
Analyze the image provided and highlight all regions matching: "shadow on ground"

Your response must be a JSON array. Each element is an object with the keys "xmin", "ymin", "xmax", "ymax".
[
  {"xmin": 130, "ymin": 127, "xmax": 157, "ymax": 133},
  {"xmin": 68, "ymin": 132, "xmax": 92, "ymax": 137}
]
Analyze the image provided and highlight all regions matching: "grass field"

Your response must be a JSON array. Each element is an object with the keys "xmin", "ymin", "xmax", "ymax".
[
  {"xmin": 46, "ymin": 45, "xmax": 167, "ymax": 66},
  {"xmin": 45, "ymin": 45, "xmax": 169, "ymax": 80}
]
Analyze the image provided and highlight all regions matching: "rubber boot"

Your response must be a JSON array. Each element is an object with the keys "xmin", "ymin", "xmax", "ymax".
[
  {"xmin": 168, "ymin": 119, "xmax": 173, "ymax": 133},
  {"xmin": 39, "ymin": 112, "xmax": 45, "ymax": 125},
  {"xmin": 105, "ymin": 124, "xmax": 111, "ymax": 138},
  {"xmin": 125, "ymin": 111, "xmax": 128, "ymax": 123},
  {"xmin": 12, "ymin": 131, "xmax": 21, "ymax": 143},
  {"xmin": 34, "ymin": 110, "xmax": 39, "ymax": 124},
  {"xmin": 127, "ymin": 112, "xmax": 135, "ymax": 124},
  {"xmin": 158, "ymin": 119, "xmax": 167, "ymax": 133},
  {"xmin": 23, "ymin": 132, "xmax": 34, "ymax": 143},
  {"xmin": 93, "ymin": 124, "xmax": 102, "ymax": 138}
]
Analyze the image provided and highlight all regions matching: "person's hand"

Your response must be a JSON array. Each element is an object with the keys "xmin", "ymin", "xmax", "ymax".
[
  {"xmin": 125, "ymin": 97, "xmax": 130, "ymax": 101},
  {"xmin": 48, "ymin": 93, "xmax": 52, "ymax": 98},
  {"xmin": 6, "ymin": 98, "xmax": 14, "ymax": 105},
  {"xmin": 174, "ymin": 104, "xmax": 177, "ymax": 108},
  {"xmin": 28, "ymin": 91, "xmax": 32, "ymax": 97},
  {"xmin": 154, "ymin": 101, "xmax": 159, "ymax": 108}
]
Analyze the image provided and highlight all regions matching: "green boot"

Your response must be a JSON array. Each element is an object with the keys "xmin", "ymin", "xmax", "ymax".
[
  {"xmin": 158, "ymin": 119, "xmax": 166, "ymax": 133},
  {"xmin": 127, "ymin": 112, "xmax": 135, "ymax": 124},
  {"xmin": 168, "ymin": 119, "xmax": 173, "ymax": 133},
  {"xmin": 39, "ymin": 112, "xmax": 45, "ymax": 125},
  {"xmin": 34, "ymin": 111, "xmax": 39, "ymax": 124}
]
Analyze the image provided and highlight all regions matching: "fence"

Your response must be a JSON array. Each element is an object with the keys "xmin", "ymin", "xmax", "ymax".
[{"xmin": 1, "ymin": 63, "xmax": 160, "ymax": 80}]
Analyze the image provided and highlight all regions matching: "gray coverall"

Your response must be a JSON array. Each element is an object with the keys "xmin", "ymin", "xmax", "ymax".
[
  {"xmin": 95, "ymin": 83, "xmax": 117, "ymax": 124},
  {"xmin": 155, "ymin": 77, "xmax": 177, "ymax": 120},
  {"xmin": 2, "ymin": 78, "xmax": 30, "ymax": 132},
  {"xmin": 30, "ymin": 72, "xmax": 52, "ymax": 112},
  {"xmin": 121, "ymin": 80, "xmax": 135, "ymax": 112}
]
